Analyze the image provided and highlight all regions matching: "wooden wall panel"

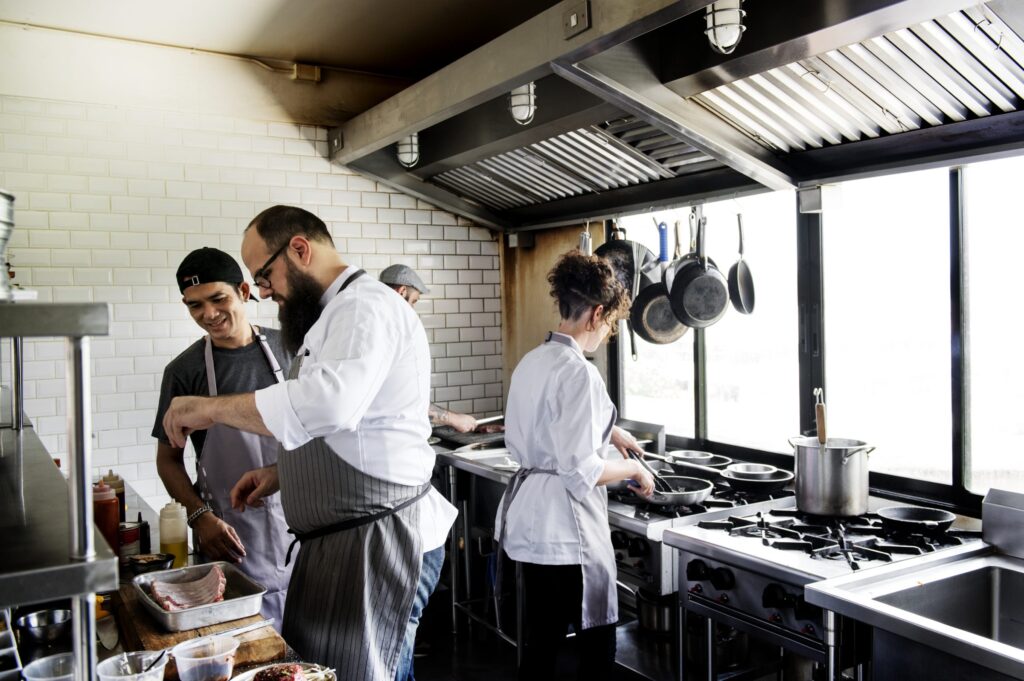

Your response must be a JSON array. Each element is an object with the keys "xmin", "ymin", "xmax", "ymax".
[{"xmin": 499, "ymin": 223, "xmax": 605, "ymax": 398}]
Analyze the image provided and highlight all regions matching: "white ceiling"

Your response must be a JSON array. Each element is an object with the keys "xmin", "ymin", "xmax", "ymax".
[{"xmin": 0, "ymin": 0, "xmax": 562, "ymax": 79}]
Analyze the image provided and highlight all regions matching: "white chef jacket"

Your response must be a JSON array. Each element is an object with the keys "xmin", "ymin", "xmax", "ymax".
[
  {"xmin": 496, "ymin": 332, "xmax": 615, "ymax": 564},
  {"xmin": 254, "ymin": 267, "xmax": 457, "ymax": 551}
]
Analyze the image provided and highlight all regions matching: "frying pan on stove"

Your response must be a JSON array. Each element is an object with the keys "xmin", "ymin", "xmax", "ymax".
[
  {"xmin": 656, "ymin": 458, "xmax": 794, "ymax": 494},
  {"xmin": 610, "ymin": 453, "xmax": 714, "ymax": 506},
  {"xmin": 876, "ymin": 506, "xmax": 956, "ymax": 532}
]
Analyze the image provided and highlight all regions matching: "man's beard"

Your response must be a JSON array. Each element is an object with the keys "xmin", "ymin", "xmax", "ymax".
[{"xmin": 278, "ymin": 262, "xmax": 326, "ymax": 356}]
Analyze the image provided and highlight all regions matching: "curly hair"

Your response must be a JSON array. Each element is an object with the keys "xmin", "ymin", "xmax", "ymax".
[{"xmin": 548, "ymin": 250, "xmax": 631, "ymax": 328}]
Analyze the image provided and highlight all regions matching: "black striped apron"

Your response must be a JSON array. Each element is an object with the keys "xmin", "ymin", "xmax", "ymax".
[{"xmin": 278, "ymin": 269, "xmax": 427, "ymax": 679}]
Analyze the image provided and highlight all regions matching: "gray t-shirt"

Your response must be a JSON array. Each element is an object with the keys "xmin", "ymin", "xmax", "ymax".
[{"xmin": 151, "ymin": 328, "xmax": 292, "ymax": 458}]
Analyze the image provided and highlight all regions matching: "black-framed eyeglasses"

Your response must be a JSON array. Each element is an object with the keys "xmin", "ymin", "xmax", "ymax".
[{"xmin": 253, "ymin": 242, "xmax": 289, "ymax": 289}]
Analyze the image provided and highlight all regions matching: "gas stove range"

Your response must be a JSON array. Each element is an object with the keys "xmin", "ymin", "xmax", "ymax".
[
  {"xmin": 608, "ymin": 483, "xmax": 795, "ymax": 596},
  {"xmin": 663, "ymin": 497, "xmax": 983, "ymax": 678}
]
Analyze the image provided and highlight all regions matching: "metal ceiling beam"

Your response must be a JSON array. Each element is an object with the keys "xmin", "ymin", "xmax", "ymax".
[
  {"xmin": 554, "ymin": 43, "xmax": 797, "ymax": 191},
  {"xmin": 348, "ymin": 153, "xmax": 507, "ymax": 231},
  {"xmin": 407, "ymin": 75, "xmax": 623, "ymax": 180},
  {"xmin": 789, "ymin": 109, "xmax": 1024, "ymax": 185},
  {"xmin": 503, "ymin": 168, "xmax": 763, "ymax": 231},
  {"xmin": 329, "ymin": 0, "xmax": 717, "ymax": 165},
  {"xmin": 657, "ymin": 0, "xmax": 980, "ymax": 99}
]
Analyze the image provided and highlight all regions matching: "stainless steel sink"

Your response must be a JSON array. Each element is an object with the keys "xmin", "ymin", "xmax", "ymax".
[
  {"xmin": 876, "ymin": 565, "xmax": 1024, "ymax": 648},
  {"xmin": 807, "ymin": 546, "xmax": 1024, "ymax": 679}
]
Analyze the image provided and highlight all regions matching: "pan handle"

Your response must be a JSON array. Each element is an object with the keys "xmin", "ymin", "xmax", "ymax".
[{"xmin": 841, "ymin": 446, "xmax": 876, "ymax": 465}]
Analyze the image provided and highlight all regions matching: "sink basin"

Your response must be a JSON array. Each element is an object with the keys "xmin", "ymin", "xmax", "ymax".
[
  {"xmin": 876, "ymin": 565, "xmax": 1024, "ymax": 647},
  {"xmin": 806, "ymin": 546, "xmax": 1024, "ymax": 679}
]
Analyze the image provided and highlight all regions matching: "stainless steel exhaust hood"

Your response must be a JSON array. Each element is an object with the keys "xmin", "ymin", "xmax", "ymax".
[{"xmin": 330, "ymin": 0, "xmax": 1024, "ymax": 231}]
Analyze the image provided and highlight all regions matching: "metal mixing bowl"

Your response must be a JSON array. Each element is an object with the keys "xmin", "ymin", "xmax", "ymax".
[{"xmin": 16, "ymin": 609, "xmax": 71, "ymax": 644}]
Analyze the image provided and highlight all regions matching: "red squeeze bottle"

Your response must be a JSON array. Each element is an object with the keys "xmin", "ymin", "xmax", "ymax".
[{"xmin": 93, "ymin": 481, "xmax": 120, "ymax": 557}]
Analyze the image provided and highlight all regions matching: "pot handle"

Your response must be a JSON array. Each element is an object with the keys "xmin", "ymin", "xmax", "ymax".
[
  {"xmin": 841, "ymin": 446, "xmax": 876, "ymax": 465},
  {"xmin": 787, "ymin": 437, "xmax": 801, "ymax": 450}
]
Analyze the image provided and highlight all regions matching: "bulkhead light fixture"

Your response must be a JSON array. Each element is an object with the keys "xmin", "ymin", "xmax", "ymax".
[
  {"xmin": 509, "ymin": 82, "xmax": 537, "ymax": 125},
  {"xmin": 396, "ymin": 133, "xmax": 420, "ymax": 168},
  {"xmin": 705, "ymin": 0, "xmax": 746, "ymax": 55}
]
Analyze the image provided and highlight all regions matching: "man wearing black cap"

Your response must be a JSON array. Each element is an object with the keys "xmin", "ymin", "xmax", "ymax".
[
  {"xmin": 380, "ymin": 264, "xmax": 480, "ymax": 434},
  {"xmin": 152, "ymin": 247, "xmax": 293, "ymax": 627}
]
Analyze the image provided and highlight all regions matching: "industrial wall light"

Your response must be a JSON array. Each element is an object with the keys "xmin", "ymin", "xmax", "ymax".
[
  {"xmin": 509, "ymin": 82, "xmax": 537, "ymax": 125},
  {"xmin": 705, "ymin": 0, "xmax": 746, "ymax": 55},
  {"xmin": 396, "ymin": 133, "xmax": 420, "ymax": 168}
]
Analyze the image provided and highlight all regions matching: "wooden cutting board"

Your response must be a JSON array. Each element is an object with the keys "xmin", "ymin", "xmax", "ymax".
[{"xmin": 115, "ymin": 584, "xmax": 286, "ymax": 680}]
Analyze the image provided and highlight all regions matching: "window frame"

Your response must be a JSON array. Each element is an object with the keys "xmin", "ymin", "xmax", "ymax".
[{"xmin": 609, "ymin": 166, "xmax": 985, "ymax": 517}]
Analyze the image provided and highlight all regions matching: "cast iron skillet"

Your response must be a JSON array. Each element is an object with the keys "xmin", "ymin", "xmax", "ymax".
[
  {"xmin": 876, "ymin": 506, "xmax": 956, "ymax": 532},
  {"xmin": 630, "ymin": 220, "xmax": 685, "ymax": 344}
]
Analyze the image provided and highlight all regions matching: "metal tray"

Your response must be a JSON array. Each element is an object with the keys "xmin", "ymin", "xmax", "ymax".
[{"xmin": 132, "ymin": 562, "xmax": 266, "ymax": 632}]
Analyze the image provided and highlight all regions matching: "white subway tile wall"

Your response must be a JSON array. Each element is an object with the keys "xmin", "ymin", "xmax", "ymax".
[{"xmin": 0, "ymin": 95, "xmax": 503, "ymax": 509}]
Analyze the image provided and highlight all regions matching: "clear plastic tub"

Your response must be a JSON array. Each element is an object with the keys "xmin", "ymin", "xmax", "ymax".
[
  {"xmin": 96, "ymin": 651, "xmax": 169, "ymax": 681},
  {"xmin": 171, "ymin": 635, "xmax": 239, "ymax": 681},
  {"xmin": 21, "ymin": 653, "xmax": 74, "ymax": 681}
]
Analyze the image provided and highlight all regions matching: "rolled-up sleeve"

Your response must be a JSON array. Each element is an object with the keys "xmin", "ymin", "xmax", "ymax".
[
  {"xmin": 550, "ymin": 364, "xmax": 608, "ymax": 502},
  {"xmin": 254, "ymin": 296, "xmax": 396, "ymax": 450}
]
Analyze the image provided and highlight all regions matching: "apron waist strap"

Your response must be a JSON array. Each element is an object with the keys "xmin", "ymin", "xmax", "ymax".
[{"xmin": 284, "ymin": 482, "xmax": 432, "ymax": 566}]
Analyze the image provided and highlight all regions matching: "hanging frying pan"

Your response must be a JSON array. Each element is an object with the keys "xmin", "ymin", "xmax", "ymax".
[
  {"xmin": 668, "ymin": 214, "xmax": 729, "ymax": 328},
  {"xmin": 594, "ymin": 226, "xmax": 659, "ymax": 294},
  {"xmin": 728, "ymin": 214, "xmax": 755, "ymax": 314},
  {"xmin": 630, "ymin": 221, "xmax": 686, "ymax": 344}
]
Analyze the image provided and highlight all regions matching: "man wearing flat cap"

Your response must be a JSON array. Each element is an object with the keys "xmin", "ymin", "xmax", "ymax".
[
  {"xmin": 152, "ymin": 247, "xmax": 293, "ymax": 626},
  {"xmin": 380, "ymin": 264, "xmax": 480, "ymax": 434}
]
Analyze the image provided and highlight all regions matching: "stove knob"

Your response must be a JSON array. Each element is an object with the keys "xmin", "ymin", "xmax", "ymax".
[
  {"xmin": 611, "ymin": 531, "xmax": 629, "ymax": 549},
  {"xmin": 762, "ymin": 584, "xmax": 796, "ymax": 610},
  {"xmin": 802, "ymin": 623, "xmax": 817, "ymax": 637},
  {"xmin": 769, "ymin": 613, "xmax": 783, "ymax": 624},
  {"xmin": 708, "ymin": 567, "xmax": 735, "ymax": 591},
  {"xmin": 717, "ymin": 594, "xmax": 729, "ymax": 604},
  {"xmin": 686, "ymin": 559, "xmax": 710, "ymax": 581},
  {"xmin": 689, "ymin": 584, "xmax": 704, "ymax": 594}
]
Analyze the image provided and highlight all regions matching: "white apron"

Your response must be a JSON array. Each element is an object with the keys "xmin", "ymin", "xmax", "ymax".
[
  {"xmin": 196, "ymin": 331, "xmax": 293, "ymax": 626},
  {"xmin": 498, "ymin": 331, "xmax": 619, "ymax": 630}
]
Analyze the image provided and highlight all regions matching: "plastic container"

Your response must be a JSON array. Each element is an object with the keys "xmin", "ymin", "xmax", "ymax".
[
  {"xmin": 96, "ymin": 651, "xmax": 169, "ymax": 681},
  {"xmin": 21, "ymin": 652, "xmax": 74, "ymax": 681},
  {"xmin": 102, "ymin": 469, "xmax": 126, "ymax": 522},
  {"xmin": 171, "ymin": 635, "xmax": 239, "ymax": 681},
  {"xmin": 159, "ymin": 502, "xmax": 188, "ymax": 568},
  {"xmin": 93, "ymin": 481, "xmax": 120, "ymax": 558}
]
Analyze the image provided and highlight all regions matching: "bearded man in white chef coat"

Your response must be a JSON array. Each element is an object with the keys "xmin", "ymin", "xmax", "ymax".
[{"xmin": 161, "ymin": 206, "xmax": 455, "ymax": 681}]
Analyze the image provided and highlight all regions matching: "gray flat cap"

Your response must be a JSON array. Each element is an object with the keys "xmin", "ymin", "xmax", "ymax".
[{"xmin": 379, "ymin": 264, "xmax": 430, "ymax": 294}]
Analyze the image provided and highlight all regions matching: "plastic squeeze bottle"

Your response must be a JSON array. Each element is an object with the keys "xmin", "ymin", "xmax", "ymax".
[
  {"xmin": 159, "ymin": 502, "xmax": 188, "ymax": 568},
  {"xmin": 92, "ymin": 481, "xmax": 120, "ymax": 558}
]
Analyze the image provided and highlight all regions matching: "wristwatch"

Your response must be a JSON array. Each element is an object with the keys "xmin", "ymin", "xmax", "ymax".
[{"xmin": 187, "ymin": 504, "xmax": 213, "ymax": 528}]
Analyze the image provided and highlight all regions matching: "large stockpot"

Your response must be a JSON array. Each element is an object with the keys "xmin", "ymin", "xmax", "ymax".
[{"xmin": 789, "ymin": 437, "xmax": 876, "ymax": 516}]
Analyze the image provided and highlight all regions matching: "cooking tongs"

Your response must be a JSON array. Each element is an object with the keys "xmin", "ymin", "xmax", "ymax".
[{"xmin": 627, "ymin": 450, "xmax": 673, "ymax": 494}]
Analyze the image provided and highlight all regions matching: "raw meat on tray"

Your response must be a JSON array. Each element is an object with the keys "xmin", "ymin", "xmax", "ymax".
[{"xmin": 151, "ymin": 564, "xmax": 226, "ymax": 611}]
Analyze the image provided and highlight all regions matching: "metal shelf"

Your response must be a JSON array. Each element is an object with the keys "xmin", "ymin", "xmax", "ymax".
[
  {"xmin": 0, "ymin": 426, "xmax": 118, "ymax": 610},
  {"xmin": 0, "ymin": 303, "xmax": 110, "ymax": 338}
]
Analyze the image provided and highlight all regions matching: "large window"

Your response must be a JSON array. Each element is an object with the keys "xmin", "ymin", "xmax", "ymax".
[
  {"xmin": 822, "ymin": 168, "xmax": 952, "ymax": 483},
  {"xmin": 618, "ymin": 190, "xmax": 798, "ymax": 449},
  {"xmin": 964, "ymin": 156, "xmax": 1024, "ymax": 495}
]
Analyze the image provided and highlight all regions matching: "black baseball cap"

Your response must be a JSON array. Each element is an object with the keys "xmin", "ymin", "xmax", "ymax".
[{"xmin": 176, "ymin": 247, "xmax": 257, "ymax": 299}]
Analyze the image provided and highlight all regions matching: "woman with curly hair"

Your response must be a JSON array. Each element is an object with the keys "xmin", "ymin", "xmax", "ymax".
[{"xmin": 495, "ymin": 250, "xmax": 656, "ymax": 680}]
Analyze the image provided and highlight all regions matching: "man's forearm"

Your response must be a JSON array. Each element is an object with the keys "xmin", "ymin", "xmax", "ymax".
[
  {"xmin": 156, "ymin": 446, "xmax": 206, "ymax": 516},
  {"xmin": 209, "ymin": 393, "xmax": 272, "ymax": 436},
  {"xmin": 428, "ymin": 403, "xmax": 451, "ymax": 426}
]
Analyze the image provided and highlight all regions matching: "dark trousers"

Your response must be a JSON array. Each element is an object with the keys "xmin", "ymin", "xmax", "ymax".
[{"xmin": 518, "ymin": 562, "xmax": 617, "ymax": 681}]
